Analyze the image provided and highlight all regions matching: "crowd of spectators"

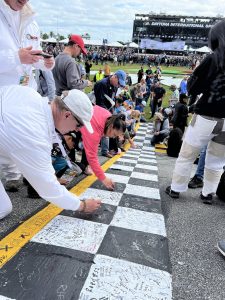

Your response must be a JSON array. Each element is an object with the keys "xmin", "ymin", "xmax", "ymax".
[{"xmin": 42, "ymin": 41, "xmax": 205, "ymax": 68}]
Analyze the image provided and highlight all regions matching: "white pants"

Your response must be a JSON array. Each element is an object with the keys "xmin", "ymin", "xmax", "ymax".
[
  {"xmin": 1, "ymin": 163, "xmax": 21, "ymax": 182},
  {"xmin": 171, "ymin": 114, "xmax": 225, "ymax": 196},
  {"xmin": 0, "ymin": 154, "xmax": 19, "ymax": 219},
  {"xmin": 0, "ymin": 181, "xmax": 12, "ymax": 219}
]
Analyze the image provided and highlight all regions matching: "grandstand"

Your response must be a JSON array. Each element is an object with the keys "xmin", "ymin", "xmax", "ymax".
[{"xmin": 132, "ymin": 13, "xmax": 223, "ymax": 51}]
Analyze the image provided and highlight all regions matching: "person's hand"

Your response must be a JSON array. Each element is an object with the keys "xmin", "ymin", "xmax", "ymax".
[
  {"xmin": 18, "ymin": 46, "xmax": 42, "ymax": 64},
  {"xmin": 102, "ymin": 177, "xmax": 115, "ymax": 190},
  {"xmin": 79, "ymin": 198, "xmax": 101, "ymax": 213},
  {"xmin": 154, "ymin": 131, "xmax": 160, "ymax": 136},
  {"xmin": 87, "ymin": 80, "xmax": 92, "ymax": 87},
  {"xmin": 130, "ymin": 142, "xmax": 139, "ymax": 149},
  {"xmin": 43, "ymin": 56, "xmax": 55, "ymax": 69}
]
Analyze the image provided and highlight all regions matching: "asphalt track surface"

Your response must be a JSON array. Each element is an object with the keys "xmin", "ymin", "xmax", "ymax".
[{"xmin": 0, "ymin": 122, "xmax": 225, "ymax": 299}]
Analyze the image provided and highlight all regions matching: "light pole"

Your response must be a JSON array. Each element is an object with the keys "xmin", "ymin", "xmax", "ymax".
[
  {"xmin": 138, "ymin": 32, "xmax": 140, "ymax": 54},
  {"xmin": 137, "ymin": 28, "xmax": 145, "ymax": 54}
]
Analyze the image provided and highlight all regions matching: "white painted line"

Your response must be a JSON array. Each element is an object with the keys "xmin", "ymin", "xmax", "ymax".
[
  {"xmin": 145, "ymin": 134, "xmax": 153, "ymax": 138},
  {"xmin": 124, "ymin": 184, "xmax": 160, "ymax": 200},
  {"xmin": 79, "ymin": 255, "xmax": 172, "ymax": 300},
  {"xmin": 80, "ymin": 188, "xmax": 122, "ymax": 206},
  {"xmin": 143, "ymin": 146, "xmax": 155, "ymax": 151},
  {"xmin": 0, "ymin": 297, "xmax": 16, "ymax": 300},
  {"xmin": 107, "ymin": 173, "xmax": 130, "ymax": 184},
  {"xmin": 117, "ymin": 158, "xmax": 137, "ymax": 164},
  {"xmin": 111, "ymin": 206, "xmax": 166, "ymax": 236},
  {"xmin": 110, "ymin": 164, "xmax": 134, "ymax": 172},
  {"xmin": 31, "ymin": 215, "xmax": 108, "ymax": 254},
  {"xmin": 127, "ymin": 147, "xmax": 142, "ymax": 152},
  {"xmin": 133, "ymin": 141, "xmax": 144, "ymax": 146},
  {"xmin": 139, "ymin": 124, "xmax": 149, "ymax": 127},
  {"xmin": 138, "ymin": 158, "xmax": 157, "ymax": 164},
  {"xmin": 141, "ymin": 150, "xmax": 155, "ymax": 155},
  {"xmin": 131, "ymin": 171, "xmax": 158, "ymax": 182},
  {"xmin": 136, "ymin": 163, "xmax": 158, "ymax": 171},
  {"xmin": 123, "ymin": 153, "xmax": 140, "ymax": 158},
  {"xmin": 135, "ymin": 132, "xmax": 146, "ymax": 136},
  {"xmin": 139, "ymin": 154, "xmax": 156, "ymax": 159},
  {"xmin": 137, "ymin": 130, "xmax": 147, "ymax": 133},
  {"xmin": 134, "ymin": 137, "xmax": 145, "ymax": 141}
]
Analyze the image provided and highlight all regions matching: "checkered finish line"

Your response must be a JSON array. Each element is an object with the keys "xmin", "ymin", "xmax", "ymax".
[{"xmin": 0, "ymin": 123, "xmax": 172, "ymax": 300}]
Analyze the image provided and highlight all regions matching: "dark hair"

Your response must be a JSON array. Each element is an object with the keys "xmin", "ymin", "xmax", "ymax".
[
  {"xmin": 208, "ymin": 19, "xmax": 225, "ymax": 70},
  {"xmin": 179, "ymin": 93, "xmax": 188, "ymax": 104},
  {"xmin": 116, "ymin": 98, "xmax": 124, "ymax": 105},
  {"xmin": 104, "ymin": 114, "xmax": 126, "ymax": 134},
  {"xmin": 67, "ymin": 41, "xmax": 76, "ymax": 47}
]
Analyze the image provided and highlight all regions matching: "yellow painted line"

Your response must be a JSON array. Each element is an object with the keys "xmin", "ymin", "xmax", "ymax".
[
  {"xmin": 0, "ymin": 204, "xmax": 62, "ymax": 268},
  {"xmin": 155, "ymin": 143, "xmax": 167, "ymax": 149},
  {"xmin": 155, "ymin": 149, "xmax": 167, "ymax": 154},
  {"xmin": 0, "ymin": 123, "xmax": 142, "ymax": 268}
]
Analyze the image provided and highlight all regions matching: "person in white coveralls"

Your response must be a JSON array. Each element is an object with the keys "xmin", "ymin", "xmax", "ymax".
[
  {"xmin": 0, "ymin": 86, "xmax": 101, "ymax": 219},
  {"xmin": 0, "ymin": 0, "xmax": 55, "ymax": 192}
]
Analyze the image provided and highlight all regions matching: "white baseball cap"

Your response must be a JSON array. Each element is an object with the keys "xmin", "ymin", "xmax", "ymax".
[{"xmin": 62, "ymin": 89, "xmax": 94, "ymax": 133}]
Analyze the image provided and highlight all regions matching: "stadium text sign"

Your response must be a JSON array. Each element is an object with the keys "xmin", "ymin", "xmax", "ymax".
[{"xmin": 144, "ymin": 21, "xmax": 212, "ymax": 28}]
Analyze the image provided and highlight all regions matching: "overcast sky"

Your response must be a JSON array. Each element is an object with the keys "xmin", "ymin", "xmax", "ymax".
[{"xmin": 30, "ymin": 0, "xmax": 224, "ymax": 42}]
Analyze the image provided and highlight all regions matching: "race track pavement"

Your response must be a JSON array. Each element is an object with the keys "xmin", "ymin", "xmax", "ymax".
[{"xmin": 0, "ymin": 123, "xmax": 172, "ymax": 300}]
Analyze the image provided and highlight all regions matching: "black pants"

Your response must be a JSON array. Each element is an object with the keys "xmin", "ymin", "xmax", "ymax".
[{"xmin": 151, "ymin": 99, "xmax": 162, "ymax": 118}]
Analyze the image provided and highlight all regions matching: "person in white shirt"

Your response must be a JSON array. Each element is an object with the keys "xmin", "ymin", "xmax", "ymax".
[
  {"xmin": 0, "ymin": 0, "xmax": 55, "ymax": 192},
  {"xmin": 0, "ymin": 86, "xmax": 101, "ymax": 219}
]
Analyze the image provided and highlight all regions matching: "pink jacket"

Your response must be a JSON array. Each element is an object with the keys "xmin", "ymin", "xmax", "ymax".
[{"xmin": 80, "ymin": 105, "xmax": 111, "ymax": 181}]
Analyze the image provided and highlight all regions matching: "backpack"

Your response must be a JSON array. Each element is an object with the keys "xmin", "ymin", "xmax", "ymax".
[{"xmin": 167, "ymin": 128, "xmax": 183, "ymax": 158}]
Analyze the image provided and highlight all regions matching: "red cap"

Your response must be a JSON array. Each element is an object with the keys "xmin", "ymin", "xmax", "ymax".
[{"xmin": 69, "ymin": 34, "xmax": 87, "ymax": 55}]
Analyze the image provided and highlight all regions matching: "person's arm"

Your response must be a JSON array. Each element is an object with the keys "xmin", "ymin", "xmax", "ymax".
[
  {"xmin": 66, "ymin": 61, "xmax": 90, "ymax": 90},
  {"xmin": 10, "ymin": 144, "xmax": 80, "ymax": 211},
  {"xmin": 187, "ymin": 54, "xmax": 215, "ymax": 96},
  {"xmin": 43, "ymin": 70, "xmax": 56, "ymax": 101},
  {"xmin": 82, "ymin": 132, "xmax": 106, "ymax": 181},
  {"xmin": 10, "ymin": 139, "xmax": 101, "ymax": 212},
  {"xmin": 94, "ymin": 82, "xmax": 109, "ymax": 108},
  {"xmin": 159, "ymin": 119, "xmax": 170, "ymax": 135}
]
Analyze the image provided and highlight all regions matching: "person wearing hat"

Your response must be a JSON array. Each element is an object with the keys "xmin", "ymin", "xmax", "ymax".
[
  {"xmin": 135, "ymin": 100, "xmax": 147, "ymax": 123},
  {"xmin": 94, "ymin": 70, "xmax": 127, "ymax": 158},
  {"xmin": 53, "ymin": 34, "xmax": 92, "ymax": 96},
  {"xmin": 151, "ymin": 112, "xmax": 170, "ymax": 146},
  {"xmin": 0, "ymin": 85, "xmax": 101, "ymax": 219}
]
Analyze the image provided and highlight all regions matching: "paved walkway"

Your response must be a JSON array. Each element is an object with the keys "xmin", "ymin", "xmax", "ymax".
[{"xmin": 0, "ymin": 123, "xmax": 172, "ymax": 300}]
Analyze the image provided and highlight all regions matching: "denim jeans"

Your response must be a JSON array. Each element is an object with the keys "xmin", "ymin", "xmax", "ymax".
[
  {"xmin": 195, "ymin": 145, "xmax": 207, "ymax": 180},
  {"xmin": 101, "ymin": 137, "xmax": 109, "ymax": 155}
]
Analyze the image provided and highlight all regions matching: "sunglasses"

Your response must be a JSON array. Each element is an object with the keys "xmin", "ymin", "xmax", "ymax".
[{"xmin": 73, "ymin": 114, "xmax": 84, "ymax": 129}]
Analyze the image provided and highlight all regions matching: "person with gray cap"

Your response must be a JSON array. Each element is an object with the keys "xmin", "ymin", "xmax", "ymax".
[{"xmin": 0, "ymin": 85, "xmax": 101, "ymax": 220}]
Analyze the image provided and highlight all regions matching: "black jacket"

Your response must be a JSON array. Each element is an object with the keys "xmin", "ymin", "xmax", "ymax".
[{"xmin": 188, "ymin": 53, "xmax": 225, "ymax": 118}]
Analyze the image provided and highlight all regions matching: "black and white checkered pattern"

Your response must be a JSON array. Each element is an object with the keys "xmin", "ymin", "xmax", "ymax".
[{"xmin": 0, "ymin": 124, "xmax": 172, "ymax": 300}]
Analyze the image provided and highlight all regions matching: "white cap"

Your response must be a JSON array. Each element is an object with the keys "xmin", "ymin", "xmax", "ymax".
[
  {"xmin": 142, "ymin": 100, "xmax": 147, "ymax": 107},
  {"xmin": 62, "ymin": 89, "xmax": 94, "ymax": 133}
]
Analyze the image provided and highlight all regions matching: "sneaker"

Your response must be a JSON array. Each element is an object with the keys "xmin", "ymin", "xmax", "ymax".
[
  {"xmin": 102, "ymin": 152, "xmax": 113, "ymax": 158},
  {"xmin": 217, "ymin": 240, "xmax": 225, "ymax": 257},
  {"xmin": 165, "ymin": 186, "xmax": 180, "ymax": 199},
  {"xmin": 200, "ymin": 192, "xmax": 213, "ymax": 205},
  {"xmin": 5, "ymin": 180, "xmax": 20, "ymax": 192},
  {"xmin": 188, "ymin": 175, "xmax": 203, "ymax": 189}
]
